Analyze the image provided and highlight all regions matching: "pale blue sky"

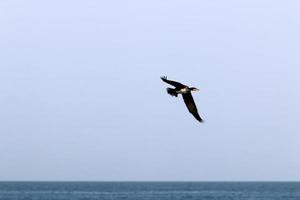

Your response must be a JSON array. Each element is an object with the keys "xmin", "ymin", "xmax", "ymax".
[{"xmin": 1, "ymin": 0, "xmax": 300, "ymax": 181}]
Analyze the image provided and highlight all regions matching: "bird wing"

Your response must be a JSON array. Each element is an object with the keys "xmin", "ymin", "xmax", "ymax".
[
  {"xmin": 161, "ymin": 76, "xmax": 185, "ymax": 88},
  {"xmin": 182, "ymin": 92, "xmax": 203, "ymax": 122}
]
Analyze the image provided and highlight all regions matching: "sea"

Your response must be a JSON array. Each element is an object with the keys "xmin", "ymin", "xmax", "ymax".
[{"xmin": 0, "ymin": 182, "xmax": 299, "ymax": 200}]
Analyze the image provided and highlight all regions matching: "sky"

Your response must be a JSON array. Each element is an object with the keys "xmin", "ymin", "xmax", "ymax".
[{"xmin": 0, "ymin": 0, "xmax": 300, "ymax": 181}]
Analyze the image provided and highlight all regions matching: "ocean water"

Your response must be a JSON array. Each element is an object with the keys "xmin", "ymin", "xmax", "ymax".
[{"xmin": 0, "ymin": 182, "xmax": 299, "ymax": 200}]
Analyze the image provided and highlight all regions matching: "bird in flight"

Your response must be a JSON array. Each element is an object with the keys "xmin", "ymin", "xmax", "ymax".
[{"xmin": 161, "ymin": 76, "xmax": 203, "ymax": 123}]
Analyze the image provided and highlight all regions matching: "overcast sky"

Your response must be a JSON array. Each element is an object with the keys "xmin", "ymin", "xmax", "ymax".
[{"xmin": 1, "ymin": 0, "xmax": 300, "ymax": 181}]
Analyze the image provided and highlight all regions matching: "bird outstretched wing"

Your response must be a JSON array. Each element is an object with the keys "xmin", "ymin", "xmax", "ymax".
[
  {"xmin": 182, "ymin": 92, "xmax": 203, "ymax": 123},
  {"xmin": 160, "ymin": 76, "xmax": 185, "ymax": 88}
]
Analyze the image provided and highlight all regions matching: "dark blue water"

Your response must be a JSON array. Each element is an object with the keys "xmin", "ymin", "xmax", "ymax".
[{"xmin": 0, "ymin": 182, "xmax": 299, "ymax": 200}]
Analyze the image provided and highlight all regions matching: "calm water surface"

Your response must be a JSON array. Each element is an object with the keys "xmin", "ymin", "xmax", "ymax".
[{"xmin": 0, "ymin": 182, "xmax": 299, "ymax": 200}]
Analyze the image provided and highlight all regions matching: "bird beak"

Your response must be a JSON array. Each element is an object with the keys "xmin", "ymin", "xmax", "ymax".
[{"xmin": 195, "ymin": 88, "xmax": 199, "ymax": 91}]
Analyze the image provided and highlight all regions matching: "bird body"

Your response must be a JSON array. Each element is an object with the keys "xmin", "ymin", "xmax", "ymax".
[
  {"xmin": 178, "ymin": 87, "xmax": 191, "ymax": 94},
  {"xmin": 161, "ymin": 76, "xmax": 203, "ymax": 123}
]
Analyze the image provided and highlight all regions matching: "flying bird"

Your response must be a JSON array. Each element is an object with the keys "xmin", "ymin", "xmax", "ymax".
[{"xmin": 161, "ymin": 76, "xmax": 203, "ymax": 123}]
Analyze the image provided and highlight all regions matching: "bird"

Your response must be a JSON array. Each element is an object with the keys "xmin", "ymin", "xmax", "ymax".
[{"xmin": 161, "ymin": 76, "xmax": 203, "ymax": 123}]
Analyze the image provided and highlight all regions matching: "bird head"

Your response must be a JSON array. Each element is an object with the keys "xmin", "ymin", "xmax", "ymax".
[{"xmin": 189, "ymin": 87, "xmax": 199, "ymax": 92}]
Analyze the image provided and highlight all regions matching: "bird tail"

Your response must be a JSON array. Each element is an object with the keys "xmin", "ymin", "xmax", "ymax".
[{"xmin": 167, "ymin": 88, "xmax": 178, "ymax": 97}]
